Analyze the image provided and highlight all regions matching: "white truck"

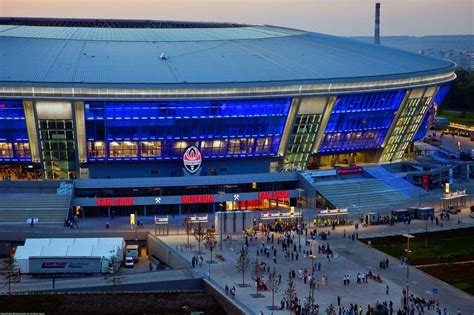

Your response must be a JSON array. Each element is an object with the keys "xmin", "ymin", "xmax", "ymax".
[
  {"xmin": 125, "ymin": 245, "xmax": 139, "ymax": 262},
  {"xmin": 29, "ymin": 256, "xmax": 102, "ymax": 275}
]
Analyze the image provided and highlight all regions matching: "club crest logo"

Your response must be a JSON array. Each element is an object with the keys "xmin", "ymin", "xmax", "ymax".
[{"xmin": 183, "ymin": 145, "xmax": 202, "ymax": 174}]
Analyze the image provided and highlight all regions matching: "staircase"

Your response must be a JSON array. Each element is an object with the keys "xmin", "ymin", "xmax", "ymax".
[
  {"xmin": 365, "ymin": 165, "xmax": 427, "ymax": 198},
  {"xmin": 313, "ymin": 178, "xmax": 412, "ymax": 212},
  {"xmin": 0, "ymin": 181, "xmax": 72, "ymax": 225}
]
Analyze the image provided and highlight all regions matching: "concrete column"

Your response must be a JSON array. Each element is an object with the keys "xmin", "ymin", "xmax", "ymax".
[
  {"xmin": 144, "ymin": 205, "xmax": 147, "ymax": 216},
  {"xmin": 179, "ymin": 204, "xmax": 182, "ymax": 216},
  {"xmin": 107, "ymin": 206, "xmax": 111, "ymax": 218}
]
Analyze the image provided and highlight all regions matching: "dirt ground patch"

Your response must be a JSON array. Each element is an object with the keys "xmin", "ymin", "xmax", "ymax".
[{"xmin": 0, "ymin": 292, "xmax": 226, "ymax": 315}]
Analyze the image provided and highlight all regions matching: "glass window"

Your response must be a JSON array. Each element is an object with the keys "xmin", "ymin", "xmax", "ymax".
[
  {"xmin": 319, "ymin": 90, "xmax": 405, "ymax": 154},
  {"xmin": 84, "ymin": 98, "xmax": 291, "ymax": 160}
]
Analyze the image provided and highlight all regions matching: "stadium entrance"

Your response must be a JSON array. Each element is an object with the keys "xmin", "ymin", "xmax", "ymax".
[
  {"xmin": 0, "ymin": 164, "xmax": 42, "ymax": 180},
  {"xmin": 309, "ymin": 151, "xmax": 379, "ymax": 168}
]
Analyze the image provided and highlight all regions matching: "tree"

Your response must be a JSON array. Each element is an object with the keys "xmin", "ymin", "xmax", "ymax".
[
  {"xmin": 0, "ymin": 253, "xmax": 20, "ymax": 295},
  {"xmin": 102, "ymin": 249, "xmax": 123, "ymax": 294},
  {"xmin": 266, "ymin": 268, "xmax": 280, "ymax": 310},
  {"xmin": 305, "ymin": 285, "xmax": 316, "ymax": 314},
  {"xmin": 204, "ymin": 231, "xmax": 217, "ymax": 278},
  {"xmin": 284, "ymin": 277, "xmax": 297, "ymax": 313},
  {"xmin": 184, "ymin": 217, "xmax": 193, "ymax": 249},
  {"xmin": 235, "ymin": 247, "xmax": 250, "ymax": 287},
  {"xmin": 250, "ymin": 258, "xmax": 264, "ymax": 297},
  {"xmin": 193, "ymin": 222, "xmax": 207, "ymax": 255}
]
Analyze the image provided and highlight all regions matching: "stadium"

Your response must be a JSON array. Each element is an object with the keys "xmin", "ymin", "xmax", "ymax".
[{"xmin": 0, "ymin": 17, "xmax": 458, "ymax": 218}]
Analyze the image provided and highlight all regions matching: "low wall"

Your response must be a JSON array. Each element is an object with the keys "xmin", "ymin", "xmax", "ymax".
[
  {"xmin": 203, "ymin": 278, "xmax": 254, "ymax": 315},
  {"xmin": 147, "ymin": 234, "xmax": 190, "ymax": 270}
]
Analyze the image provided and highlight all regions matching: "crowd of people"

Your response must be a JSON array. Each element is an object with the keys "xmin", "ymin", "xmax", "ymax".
[{"xmin": 204, "ymin": 218, "xmax": 460, "ymax": 315}]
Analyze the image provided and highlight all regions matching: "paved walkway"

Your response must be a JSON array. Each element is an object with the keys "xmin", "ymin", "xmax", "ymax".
[
  {"xmin": 162, "ymin": 210, "xmax": 474, "ymax": 314},
  {"xmin": 1, "ymin": 206, "xmax": 473, "ymax": 314}
]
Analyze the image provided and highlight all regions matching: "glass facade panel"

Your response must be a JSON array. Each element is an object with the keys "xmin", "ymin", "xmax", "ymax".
[
  {"xmin": 84, "ymin": 99, "xmax": 290, "ymax": 160},
  {"xmin": 414, "ymin": 84, "xmax": 450, "ymax": 141},
  {"xmin": 39, "ymin": 119, "xmax": 76, "ymax": 179},
  {"xmin": 380, "ymin": 88, "xmax": 434, "ymax": 162},
  {"xmin": 318, "ymin": 90, "xmax": 405, "ymax": 154},
  {"xmin": 0, "ymin": 100, "xmax": 31, "ymax": 161},
  {"xmin": 283, "ymin": 114, "xmax": 322, "ymax": 169}
]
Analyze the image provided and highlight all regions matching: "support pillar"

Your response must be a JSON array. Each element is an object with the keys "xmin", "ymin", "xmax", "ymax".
[
  {"xmin": 144, "ymin": 205, "xmax": 147, "ymax": 216},
  {"xmin": 107, "ymin": 206, "xmax": 111, "ymax": 219},
  {"xmin": 179, "ymin": 204, "xmax": 182, "ymax": 216}
]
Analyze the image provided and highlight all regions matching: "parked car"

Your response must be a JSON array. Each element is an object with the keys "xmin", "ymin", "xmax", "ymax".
[
  {"xmin": 124, "ymin": 256, "xmax": 134, "ymax": 268},
  {"xmin": 470, "ymin": 206, "xmax": 474, "ymax": 218},
  {"xmin": 447, "ymin": 206, "xmax": 461, "ymax": 214}
]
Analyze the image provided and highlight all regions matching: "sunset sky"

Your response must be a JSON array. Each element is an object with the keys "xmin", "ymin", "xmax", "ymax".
[{"xmin": 0, "ymin": 0, "xmax": 472, "ymax": 36}]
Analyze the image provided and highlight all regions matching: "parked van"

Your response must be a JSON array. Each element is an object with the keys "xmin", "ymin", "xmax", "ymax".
[{"xmin": 125, "ymin": 245, "xmax": 139, "ymax": 262}]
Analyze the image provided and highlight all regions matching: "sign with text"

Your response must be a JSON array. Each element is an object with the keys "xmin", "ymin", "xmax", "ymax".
[
  {"xmin": 189, "ymin": 215, "xmax": 208, "ymax": 223},
  {"xmin": 181, "ymin": 194, "xmax": 215, "ymax": 204},
  {"xmin": 96, "ymin": 197, "xmax": 134, "ymax": 207},
  {"xmin": 337, "ymin": 166, "xmax": 363, "ymax": 176},
  {"xmin": 260, "ymin": 211, "xmax": 301, "ymax": 220},
  {"xmin": 154, "ymin": 216, "xmax": 169, "ymax": 225},
  {"xmin": 317, "ymin": 208, "xmax": 348, "ymax": 215},
  {"xmin": 258, "ymin": 190, "xmax": 289, "ymax": 200}
]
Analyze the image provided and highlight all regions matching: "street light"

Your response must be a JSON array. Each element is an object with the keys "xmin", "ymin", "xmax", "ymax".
[
  {"xmin": 296, "ymin": 188, "xmax": 304, "ymax": 253},
  {"xmin": 218, "ymin": 190, "xmax": 225, "ymax": 251},
  {"xmin": 404, "ymin": 227, "xmax": 414, "ymax": 315},
  {"xmin": 357, "ymin": 182, "xmax": 361, "ymax": 217}
]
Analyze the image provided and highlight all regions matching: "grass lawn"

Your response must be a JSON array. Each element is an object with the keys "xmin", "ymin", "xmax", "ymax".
[
  {"xmin": 364, "ymin": 227, "xmax": 474, "ymax": 265},
  {"xmin": 0, "ymin": 292, "xmax": 226, "ymax": 314},
  {"xmin": 419, "ymin": 263, "xmax": 474, "ymax": 296},
  {"xmin": 438, "ymin": 110, "xmax": 474, "ymax": 126}
]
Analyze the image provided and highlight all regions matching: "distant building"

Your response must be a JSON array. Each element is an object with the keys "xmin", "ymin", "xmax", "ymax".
[{"xmin": 420, "ymin": 49, "xmax": 473, "ymax": 71}]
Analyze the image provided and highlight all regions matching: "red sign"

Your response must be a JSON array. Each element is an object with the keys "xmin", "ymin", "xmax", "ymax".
[
  {"xmin": 421, "ymin": 175, "xmax": 430, "ymax": 190},
  {"xmin": 96, "ymin": 197, "xmax": 134, "ymax": 207},
  {"xmin": 42, "ymin": 262, "xmax": 67, "ymax": 268},
  {"xmin": 337, "ymin": 166, "xmax": 363, "ymax": 176},
  {"xmin": 258, "ymin": 190, "xmax": 289, "ymax": 200},
  {"xmin": 181, "ymin": 195, "xmax": 215, "ymax": 204}
]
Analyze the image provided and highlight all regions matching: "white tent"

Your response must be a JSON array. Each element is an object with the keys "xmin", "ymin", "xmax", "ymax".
[{"xmin": 14, "ymin": 237, "xmax": 125, "ymax": 274}]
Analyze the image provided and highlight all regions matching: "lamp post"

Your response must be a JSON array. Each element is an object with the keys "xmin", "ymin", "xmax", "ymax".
[
  {"xmin": 357, "ymin": 182, "xmax": 361, "ymax": 217},
  {"xmin": 296, "ymin": 188, "xmax": 304, "ymax": 253},
  {"xmin": 134, "ymin": 210, "xmax": 138, "ymax": 241},
  {"xmin": 309, "ymin": 240, "xmax": 316, "ymax": 306},
  {"xmin": 405, "ymin": 227, "xmax": 413, "ymax": 315},
  {"xmin": 218, "ymin": 190, "xmax": 225, "ymax": 251}
]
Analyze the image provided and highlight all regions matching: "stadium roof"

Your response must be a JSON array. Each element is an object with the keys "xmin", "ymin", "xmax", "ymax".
[{"xmin": 0, "ymin": 18, "xmax": 455, "ymax": 89}]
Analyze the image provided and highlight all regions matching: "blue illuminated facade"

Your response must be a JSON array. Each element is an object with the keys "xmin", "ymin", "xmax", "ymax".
[
  {"xmin": 84, "ymin": 98, "xmax": 291, "ymax": 161},
  {"xmin": 413, "ymin": 84, "xmax": 450, "ymax": 141},
  {"xmin": 0, "ymin": 100, "xmax": 31, "ymax": 161},
  {"xmin": 318, "ymin": 90, "xmax": 406, "ymax": 153}
]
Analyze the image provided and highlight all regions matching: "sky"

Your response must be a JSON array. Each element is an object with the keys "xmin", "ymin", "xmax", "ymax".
[{"xmin": 0, "ymin": 0, "xmax": 472, "ymax": 36}]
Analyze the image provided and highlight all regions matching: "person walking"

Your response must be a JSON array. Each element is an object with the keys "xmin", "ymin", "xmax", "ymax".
[{"xmin": 386, "ymin": 285, "xmax": 390, "ymax": 295}]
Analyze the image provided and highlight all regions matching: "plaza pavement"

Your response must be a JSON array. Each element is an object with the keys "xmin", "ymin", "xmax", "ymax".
[
  {"xmin": 160, "ymin": 208, "xmax": 474, "ymax": 315},
  {"xmin": 1, "ymin": 207, "xmax": 473, "ymax": 314}
]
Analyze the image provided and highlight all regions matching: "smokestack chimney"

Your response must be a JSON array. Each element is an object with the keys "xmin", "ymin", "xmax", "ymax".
[{"xmin": 374, "ymin": 2, "xmax": 381, "ymax": 44}]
